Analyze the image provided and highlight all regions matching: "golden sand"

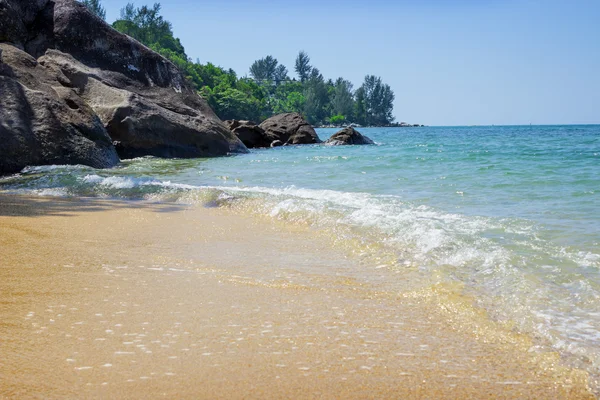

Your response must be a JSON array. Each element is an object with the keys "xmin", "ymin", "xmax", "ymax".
[{"xmin": 0, "ymin": 195, "xmax": 594, "ymax": 399}]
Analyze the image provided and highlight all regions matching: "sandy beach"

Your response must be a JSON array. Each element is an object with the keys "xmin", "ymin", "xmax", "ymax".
[{"xmin": 0, "ymin": 194, "xmax": 594, "ymax": 399}]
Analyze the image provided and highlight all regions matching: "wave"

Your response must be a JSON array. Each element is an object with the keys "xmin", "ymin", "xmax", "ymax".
[{"xmin": 2, "ymin": 164, "xmax": 600, "ymax": 388}]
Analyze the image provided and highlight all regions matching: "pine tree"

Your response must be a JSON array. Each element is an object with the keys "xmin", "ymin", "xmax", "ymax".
[{"xmin": 294, "ymin": 51, "xmax": 312, "ymax": 83}]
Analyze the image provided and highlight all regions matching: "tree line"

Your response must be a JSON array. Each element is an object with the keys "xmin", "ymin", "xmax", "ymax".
[{"xmin": 79, "ymin": 1, "xmax": 396, "ymax": 126}]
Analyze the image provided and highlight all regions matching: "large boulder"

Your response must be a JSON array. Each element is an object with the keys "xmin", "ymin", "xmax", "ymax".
[
  {"xmin": 0, "ymin": 0, "xmax": 246, "ymax": 174},
  {"xmin": 0, "ymin": 43, "xmax": 118, "ymax": 175},
  {"xmin": 224, "ymin": 120, "xmax": 276, "ymax": 149},
  {"xmin": 258, "ymin": 113, "xmax": 322, "ymax": 145},
  {"xmin": 39, "ymin": 49, "xmax": 246, "ymax": 158},
  {"xmin": 325, "ymin": 127, "xmax": 374, "ymax": 146}
]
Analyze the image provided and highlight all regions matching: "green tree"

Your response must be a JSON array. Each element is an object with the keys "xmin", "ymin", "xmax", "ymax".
[
  {"xmin": 354, "ymin": 86, "xmax": 367, "ymax": 126},
  {"xmin": 294, "ymin": 51, "xmax": 312, "ymax": 83},
  {"xmin": 329, "ymin": 115, "xmax": 346, "ymax": 125},
  {"xmin": 331, "ymin": 78, "xmax": 354, "ymax": 120},
  {"xmin": 202, "ymin": 86, "xmax": 264, "ymax": 122},
  {"xmin": 113, "ymin": 3, "xmax": 186, "ymax": 58},
  {"xmin": 111, "ymin": 2, "xmax": 267, "ymax": 122},
  {"xmin": 358, "ymin": 75, "xmax": 395, "ymax": 126},
  {"xmin": 273, "ymin": 91, "xmax": 306, "ymax": 115},
  {"xmin": 79, "ymin": 0, "xmax": 106, "ymax": 20},
  {"xmin": 249, "ymin": 55, "xmax": 279, "ymax": 82},
  {"xmin": 303, "ymin": 68, "xmax": 329, "ymax": 124},
  {"xmin": 273, "ymin": 64, "xmax": 289, "ymax": 84}
]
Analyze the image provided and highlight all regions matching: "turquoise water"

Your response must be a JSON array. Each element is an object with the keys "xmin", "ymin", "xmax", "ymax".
[{"xmin": 2, "ymin": 125, "xmax": 600, "ymax": 385}]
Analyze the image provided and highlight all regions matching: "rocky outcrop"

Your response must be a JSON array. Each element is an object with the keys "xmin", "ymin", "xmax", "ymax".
[
  {"xmin": 224, "ymin": 120, "xmax": 274, "ymax": 149},
  {"xmin": 0, "ymin": 0, "xmax": 246, "ymax": 174},
  {"xmin": 259, "ymin": 113, "xmax": 322, "ymax": 145},
  {"xmin": 0, "ymin": 43, "xmax": 118, "ymax": 174},
  {"xmin": 325, "ymin": 127, "xmax": 374, "ymax": 146}
]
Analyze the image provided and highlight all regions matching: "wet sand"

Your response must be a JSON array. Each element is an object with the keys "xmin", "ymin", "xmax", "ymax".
[{"xmin": 0, "ymin": 195, "xmax": 594, "ymax": 399}]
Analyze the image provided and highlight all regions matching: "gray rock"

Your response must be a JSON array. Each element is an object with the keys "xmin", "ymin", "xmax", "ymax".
[
  {"xmin": 0, "ymin": 44, "xmax": 118, "ymax": 174},
  {"xmin": 259, "ymin": 113, "xmax": 322, "ymax": 145},
  {"xmin": 40, "ymin": 50, "xmax": 246, "ymax": 159},
  {"xmin": 224, "ymin": 119, "xmax": 273, "ymax": 149},
  {"xmin": 325, "ymin": 127, "xmax": 374, "ymax": 146},
  {"xmin": 0, "ymin": 0, "xmax": 247, "ymax": 173},
  {"xmin": 270, "ymin": 140, "xmax": 283, "ymax": 148}
]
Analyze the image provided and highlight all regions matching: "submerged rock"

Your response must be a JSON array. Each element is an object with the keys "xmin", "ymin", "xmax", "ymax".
[
  {"xmin": 0, "ymin": 0, "xmax": 246, "ymax": 174},
  {"xmin": 259, "ymin": 113, "xmax": 322, "ymax": 145},
  {"xmin": 325, "ymin": 127, "xmax": 374, "ymax": 146}
]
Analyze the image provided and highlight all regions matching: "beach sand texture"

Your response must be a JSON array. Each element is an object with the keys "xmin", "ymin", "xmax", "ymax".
[{"xmin": 0, "ymin": 195, "xmax": 594, "ymax": 399}]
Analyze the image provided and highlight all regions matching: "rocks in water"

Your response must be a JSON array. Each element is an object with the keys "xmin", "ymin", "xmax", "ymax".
[
  {"xmin": 224, "ymin": 120, "xmax": 273, "ymax": 149},
  {"xmin": 259, "ymin": 113, "xmax": 322, "ymax": 145},
  {"xmin": 0, "ymin": 0, "xmax": 246, "ymax": 174},
  {"xmin": 325, "ymin": 127, "xmax": 374, "ymax": 146},
  {"xmin": 225, "ymin": 115, "xmax": 321, "ymax": 148},
  {"xmin": 0, "ymin": 43, "xmax": 118, "ymax": 174}
]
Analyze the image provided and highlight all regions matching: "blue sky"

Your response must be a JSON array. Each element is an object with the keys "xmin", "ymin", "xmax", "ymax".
[{"xmin": 100, "ymin": 0, "xmax": 599, "ymax": 126}]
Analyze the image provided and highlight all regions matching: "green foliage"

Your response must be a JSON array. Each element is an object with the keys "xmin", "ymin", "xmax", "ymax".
[
  {"xmin": 273, "ymin": 64, "xmax": 289, "ymax": 84},
  {"xmin": 110, "ymin": 3, "xmax": 396, "ymax": 125},
  {"xmin": 332, "ymin": 78, "xmax": 355, "ymax": 120},
  {"xmin": 354, "ymin": 87, "xmax": 367, "ymax": 126},
  {"xmin": 79, "ymin": 0, "xmax": 106, "ymax": 20},
  {"xmin": 273, "ymin": 90, "xmax": 306, "ymax": 115},
  {"xmin": 302, "ymin": 68, "xmax": 330, "ymax": 124},
  {"xmin": 357, "ymin": 75, "xmax": 395, "ymax": 126},
  {"xmin": 295, "ymin": 51, "xmax": 312, "ymax": 83},
  {"xmin": 113, "ymin": 3, "xmax": 186, "ymax": 58},
  {"xmin": 202, "ymin": 86, "xmax": 264, "ymax": 122},
  {"xmin": 249, "ymin": 55, "xmax": 279, "ymax": 82},
  {"xmin": 329, "ymin": 115, "xmax": 346, "ymax": 125}
]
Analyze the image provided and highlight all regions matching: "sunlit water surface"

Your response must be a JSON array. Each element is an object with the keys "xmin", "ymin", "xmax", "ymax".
[{"xmin": 2, "ymin": 124, "xmax": 599, "ymax": 388}]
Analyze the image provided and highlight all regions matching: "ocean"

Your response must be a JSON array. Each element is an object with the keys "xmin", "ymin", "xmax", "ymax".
[{"xmin": 2, "ymin": 124, "xmax": 599, "ymax": 389}]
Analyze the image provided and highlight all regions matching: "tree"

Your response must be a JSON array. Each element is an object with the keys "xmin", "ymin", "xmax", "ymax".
[
  {"xmin": 294, "ymin": 51, "xmax": 312, "ymax": 82},
  {"xmin": 329, "ymin": 115, "xmax": 346, "ymax": 125},
  {"xmin": 109, "ymin": 2, "xmax": 277, "ymax": 123},
  {"xmin": 249, "ymin": 55, "xmax": 279, "ymax": 82},
  {"xmin": 79, "ymin": 0, "xmax": 106, "ymax": 20},
  {"xmin": 303, "ymin": 68, "xmax": 329, "ymax": 124},
  {"xmin": 273, "ymin": 64, "xmax": 289, "ymax": 84},
  {"xmin": 358, "ymin": 75, "xmax": 395, "ymax": 125},
  {"xmin": 331, "ymin": 78, "xmax": 354, "ymax": 120},
  {"xmin": 354, "ymin": 86, "xmax": 367, "ymax": 126},
  {"xmin": 112, "ymin": 3, "xmax": 186, "ymax": 58},
  {"xmin": 273, "ymin": 91, "xmax": 306, "ymax": 115}
]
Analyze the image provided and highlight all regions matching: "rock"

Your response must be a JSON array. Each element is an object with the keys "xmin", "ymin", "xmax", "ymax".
[
  {"xmin": 259, "ymin": 113, "xmax": 322, "ymax": 145},
  {"xmin": 270, "ymin": 140, "xmax": 283, "ymax": 148},
  {"xmin": 224, "ymin": 119, "xmax": 273, "ymax": 149},
  {"xmin": 0, "ymin": 0, "xmax": 247, "ymax": 173},
  {"xmin": 39, "ymin": 49, "xmax": 246, "ymax": 159},
  {"xmin": 0, "ymin": 44, "xmax": 119, "ymax": 174},
  {"xmin": 325, "ymin": 127, "xmax": 374, "ymax": 146}
]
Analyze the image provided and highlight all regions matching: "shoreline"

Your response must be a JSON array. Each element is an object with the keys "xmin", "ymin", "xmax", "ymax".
[{"xmin": 0, "ymin": 194, "xmax": 594, "ymax": 399}]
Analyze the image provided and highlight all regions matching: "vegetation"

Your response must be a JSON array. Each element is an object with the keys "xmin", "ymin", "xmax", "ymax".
[
  {"xmin": 79, "ymin": 0, "xmax": 106, "ymax": 20},
  {"xmin": 83, "ymin": 0, "xmax": 396, "ymax": 125}
]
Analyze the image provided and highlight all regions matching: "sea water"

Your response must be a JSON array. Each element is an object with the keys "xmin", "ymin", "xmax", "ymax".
[{"xmin": 1, "ymin": 125, "xmax": 599, "ymax": 387}]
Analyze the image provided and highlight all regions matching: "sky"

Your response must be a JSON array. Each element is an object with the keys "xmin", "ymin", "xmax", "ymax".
[{"xmin": 99, "ymin": 0, "xmax": 599, "ymax": 126}]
